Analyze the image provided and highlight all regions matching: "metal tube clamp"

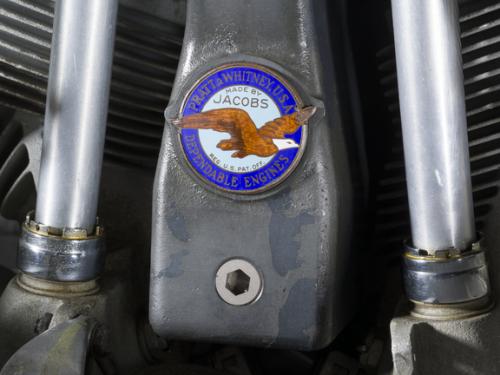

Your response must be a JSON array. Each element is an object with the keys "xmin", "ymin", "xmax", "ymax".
[
  {"xmin": 17, "ymin": 212, "xmax": 105, "ymax": 282},
  {"xmin": 403, "ymin": 239, "xmax": 490, "ymax": 306}
]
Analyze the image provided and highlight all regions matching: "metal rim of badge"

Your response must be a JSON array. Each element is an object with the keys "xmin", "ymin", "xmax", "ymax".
[
  {"xmin": 176, "ymin": 63, "xmax": 308, "ymax": 195},
  {"xmin": 215, "ymin": 258, "xmax": 263, "ymax": 306}
]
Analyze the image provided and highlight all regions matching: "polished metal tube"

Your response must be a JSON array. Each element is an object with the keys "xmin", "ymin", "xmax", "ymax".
[
  {"xmin": 35, "ymin": 0, "xmax": 118, "ymax": 233},
  {"xmin": 392, "ymin": 0, "xmax": 475, "ymax": 252}
]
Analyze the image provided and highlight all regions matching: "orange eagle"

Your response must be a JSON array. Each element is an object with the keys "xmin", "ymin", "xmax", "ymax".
[{"xmin": 171, "ymin": 106, "xmax": 316, "ymax": 158}]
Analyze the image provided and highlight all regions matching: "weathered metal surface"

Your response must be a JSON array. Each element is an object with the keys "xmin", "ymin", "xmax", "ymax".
[
  {"xmin": 0, "ymin": 249, "xmax": 148, "ymax": 374},
  {"xmin": 0, "ymin": 316, "xmax": 95, "ymax": 375},
  {"xmin": 150, "ymin": 0, "xmax": 357, "ymax": 349}
]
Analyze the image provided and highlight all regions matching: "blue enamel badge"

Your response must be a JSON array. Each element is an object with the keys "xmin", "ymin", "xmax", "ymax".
[{"xmin": 174, "ymin": 64, "xmax": 314, "ymax": 193}]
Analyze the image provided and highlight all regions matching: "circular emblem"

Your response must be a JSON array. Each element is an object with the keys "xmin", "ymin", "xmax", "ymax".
[{"xmin": 174, "ymin": 63, "xmax": 315, "ymax": 194}]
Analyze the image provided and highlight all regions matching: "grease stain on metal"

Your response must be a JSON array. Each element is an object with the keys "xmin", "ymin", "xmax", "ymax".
[
  {"xmin": 166, "ymin": 203, "xmax": 190, "ymax": 242},
  {"xmin": 268, "ymin": 189, "xmax": 315, "ymax": 276},
  {"xmin": 156, "ymin": 250, "xmax": 189, "ymax": 279}
]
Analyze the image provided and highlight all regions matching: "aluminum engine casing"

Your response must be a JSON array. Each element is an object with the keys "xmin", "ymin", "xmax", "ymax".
[{"xmin": 150, "ymin": 0, "xmax": 359, "ymax": 350}]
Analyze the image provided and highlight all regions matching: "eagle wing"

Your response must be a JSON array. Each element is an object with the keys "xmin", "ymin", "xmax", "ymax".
[
  {"xmin": 257, "ymin": 112, "xmax": 302, "ymax": 139},
  {"xmin": 172, "ymin": 108, "xmax": 255, "ymax": 139}
]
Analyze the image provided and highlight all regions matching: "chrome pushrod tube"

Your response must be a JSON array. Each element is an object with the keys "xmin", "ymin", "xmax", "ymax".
[
  {"xmin": 35, "ymin": 0, "xmax": 118, "ymax": 234},
  {"xmin": 392, "ymin": 0, "xmax": 475, "ymax": 253},
  {"xmin": 393, "ymin": 0, "xmax": 491, "ymax": 312}
]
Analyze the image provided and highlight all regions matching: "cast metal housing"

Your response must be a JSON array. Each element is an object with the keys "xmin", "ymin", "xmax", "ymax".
[{"xmin": 150, "ymin": 0, "xmax": 358, "ymax": 350}]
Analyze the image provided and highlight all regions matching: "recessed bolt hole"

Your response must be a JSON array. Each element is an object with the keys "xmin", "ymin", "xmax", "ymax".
[{"xmin": 225, "ymin": 269, "xmax": 250, "ymax": 296}]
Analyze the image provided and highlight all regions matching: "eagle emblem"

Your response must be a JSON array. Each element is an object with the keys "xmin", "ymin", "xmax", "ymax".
[
  {"xmin": 174, "ymin": 63, "xmax": 310, "ymax": 193},
  {"xmin": 170, "ymin": 106, "xmax": 316, "ymax": 159}
]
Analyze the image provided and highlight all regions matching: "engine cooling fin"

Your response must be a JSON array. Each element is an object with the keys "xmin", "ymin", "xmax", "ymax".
[
  {"xmin": 0, "ymin": 0, "xmax": 183, "ymax": 168},
  {"xmin": 375, "ymin": 0, "xmax": 500, "ymax": 255}
]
